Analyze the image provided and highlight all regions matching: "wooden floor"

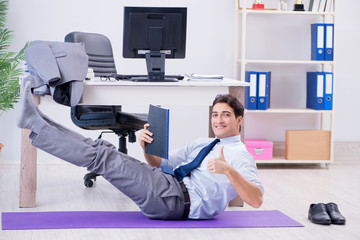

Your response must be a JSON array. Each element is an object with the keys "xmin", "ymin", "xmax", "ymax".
[{"xmin": 1, "ymin": 160, "xmax": 360, "ymax": 240}]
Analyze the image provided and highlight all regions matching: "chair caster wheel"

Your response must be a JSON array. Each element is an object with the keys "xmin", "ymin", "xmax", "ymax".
[
  {"xmin": 84, "ymin": 179, "xmax": 94, "ymax": 188},
  {"xmin": 83, "ymin": 172, "xmax": 99, "ymax": 188}
]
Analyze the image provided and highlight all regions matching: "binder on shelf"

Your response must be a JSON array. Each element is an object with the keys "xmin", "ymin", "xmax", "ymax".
[
  {"xmin": 323, "ymin": 72, "xmax": 333, "ymax": 110},
  {"xmin": 324, "ymin": 0, "xmax": 332, "ymax": 12},
  {"xmin": 318, "ymin": 0, "xmax": 326, "ymax": 12},
  {"xmin": 306, "ymin": 72, "xmax": 324, "ymax": 110},
  {"xmin": 310, "ymin": 0, "xmax": 321, "ymax": 12},
  {"xmin": 324, "ymin": 23, "xmax": 334, "ymax": 61},
  {"xmin": 308, "ymin": 0, "xmax": 314, "ymax": 11},
  {"xmin": 311, "ymin": 24, "xmax": 325, "ymax": 61},
  {"xmin": 245, "ymin": 71, "xmax": 258, "ymax": 110},
  {"xmin": 257, "ymin": 72, "xmax": 271, "ymax": 110},
  {"xmin": 145, "ymin": 104, "xmax": 170, "ymax": 159}
]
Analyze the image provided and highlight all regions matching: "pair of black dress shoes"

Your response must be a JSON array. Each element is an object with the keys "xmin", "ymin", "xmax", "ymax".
[{"xmin": 308, "ymin": 202, "xmax": 346, "ymax": 225}]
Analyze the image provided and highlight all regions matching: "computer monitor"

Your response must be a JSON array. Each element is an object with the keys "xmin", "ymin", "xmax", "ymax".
[{"xmin": 123, "ymin": 6, "xmax": 187, "ymax": 82}]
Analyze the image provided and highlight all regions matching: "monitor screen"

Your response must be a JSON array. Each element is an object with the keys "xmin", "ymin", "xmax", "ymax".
[{"xmin": 123, "ymin": 6, "xmax": 187, "ymax": 82}]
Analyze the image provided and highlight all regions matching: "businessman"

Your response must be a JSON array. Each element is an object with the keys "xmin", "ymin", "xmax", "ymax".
[{"xmin": 18, "ymin": 81, "xmax": 263, "ymax": 220}]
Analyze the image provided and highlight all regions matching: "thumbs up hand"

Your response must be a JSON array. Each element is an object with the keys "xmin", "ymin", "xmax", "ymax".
[{"xmin": 208, "ymin": 146, "xmax": 229, "ymax": 174}]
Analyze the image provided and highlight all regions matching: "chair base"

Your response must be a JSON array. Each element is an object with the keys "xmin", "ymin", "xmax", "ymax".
[{"xmin": 83, "ymin": 130, "xmax": 135, "ymax": 187}]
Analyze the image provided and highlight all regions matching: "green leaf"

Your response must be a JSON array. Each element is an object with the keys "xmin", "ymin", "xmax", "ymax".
[
  {"xmin": 0, "ymin": 0, "xmax": 28, "ymax": 113},
  {"xmin": 0, "ymin": 1, "xmax": 9, "ymax": 29}
]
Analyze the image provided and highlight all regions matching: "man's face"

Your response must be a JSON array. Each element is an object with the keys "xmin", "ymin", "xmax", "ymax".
[{"xmin": 211, "ymin": 103, "xmax": 242, "ymax": 139}]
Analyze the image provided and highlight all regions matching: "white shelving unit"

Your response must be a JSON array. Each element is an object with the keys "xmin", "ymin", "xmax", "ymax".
[{"xmin": 235, "ymin": 0, "xmax": 336, "ymax": 165}]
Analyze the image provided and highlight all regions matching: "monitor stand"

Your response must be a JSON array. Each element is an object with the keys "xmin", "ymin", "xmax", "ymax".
[{"xmin": 132, "ymin": 52, "xmax": 178, "ymax": 82}]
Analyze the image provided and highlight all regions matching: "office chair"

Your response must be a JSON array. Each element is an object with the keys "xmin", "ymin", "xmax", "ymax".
[{"xmin": 65, "ymin": 31, "xmax": 148, "ymax": 187}]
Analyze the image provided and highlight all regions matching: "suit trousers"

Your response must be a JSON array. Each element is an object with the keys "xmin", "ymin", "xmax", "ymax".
[{"xmin": 30, "ymin": 117, "xmax": 185, "ymax": 219}]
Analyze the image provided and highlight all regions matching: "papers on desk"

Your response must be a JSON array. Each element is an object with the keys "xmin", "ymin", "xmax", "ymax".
[{"xmin": 186, "ymin": 73, "xmax": 223, "ymax": 82}]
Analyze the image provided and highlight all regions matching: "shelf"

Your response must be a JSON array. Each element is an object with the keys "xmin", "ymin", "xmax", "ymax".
[
  {"xmin": 237, "ymin": 59, "xmax": 334, "ymax": 65},
  {"xmin": 245, "ymin": 108, "xmax": 333, "ymax": 114},
  {"xmin": 255, "ymin": 159, "xmax": 331, "ymax": 164},
  {"xmin": 235, "ymin": 0, "xmax": 335, "ymax": 165},
  {"xmin": 237, "ymin": 9, "xmax": 335, "ymax": 16}
]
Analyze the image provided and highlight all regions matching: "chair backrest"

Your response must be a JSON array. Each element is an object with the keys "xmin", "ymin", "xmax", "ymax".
[{"xmin": 65, "ymin": 31, "xmax": 117, "ymax": 77}]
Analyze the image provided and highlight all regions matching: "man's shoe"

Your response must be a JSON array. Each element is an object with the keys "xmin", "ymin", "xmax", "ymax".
[
  {"xmin": 308, "ymin": 203, "xmax": 331, "ymax": 225},
  {"xmin": 326, "ymin": 202, "xmax": 346, "ymax": 225}
]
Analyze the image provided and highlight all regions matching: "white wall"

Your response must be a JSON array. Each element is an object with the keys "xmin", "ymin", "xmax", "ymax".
[{"xmin": 0, "ymin": 0, "xmax": 359, "ymax": 162}]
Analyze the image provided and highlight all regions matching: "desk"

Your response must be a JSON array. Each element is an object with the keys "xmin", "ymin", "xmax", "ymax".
[{"xmin": 19, "ymin": 79, "xmax": 249, "ymax": 207}]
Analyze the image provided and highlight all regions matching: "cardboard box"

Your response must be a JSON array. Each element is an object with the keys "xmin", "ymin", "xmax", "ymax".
[
  {"xmin": 245, "ymin": 139, "xmax": 273, "ymax": 160},
  {"xmin": 285, "ymin": 130, "xmax": 330, "ymax": 160}
]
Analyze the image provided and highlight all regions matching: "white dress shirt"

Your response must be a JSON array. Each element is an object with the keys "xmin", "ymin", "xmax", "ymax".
[{"xmin": 160, "ymin": 135, "xmax": 264, "ymax": 219}]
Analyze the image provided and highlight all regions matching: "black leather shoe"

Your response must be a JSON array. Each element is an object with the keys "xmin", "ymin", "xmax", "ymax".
[
  {"xmin": 308, "ymin": 203, "xmax": 331, "ymax": 225},
  {"xmin": 326, "ymin": 202, "xmax": 346, "ymax": 225}
]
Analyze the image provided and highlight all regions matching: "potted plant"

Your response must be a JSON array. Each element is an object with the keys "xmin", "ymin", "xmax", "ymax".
[{"xmin": 0, "ymin": 0, "xmax": 28, "ymax": 152}]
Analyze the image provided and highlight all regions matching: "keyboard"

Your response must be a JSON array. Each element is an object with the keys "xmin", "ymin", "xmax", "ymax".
[{"xmin": 114, "ymin": 74, "xmax": 184, "ymax": 81}]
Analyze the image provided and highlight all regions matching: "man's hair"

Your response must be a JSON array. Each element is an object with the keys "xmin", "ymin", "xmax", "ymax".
[{"xmin": 212, "ymin": 94, "xmax": 244, "ymax": 118}]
